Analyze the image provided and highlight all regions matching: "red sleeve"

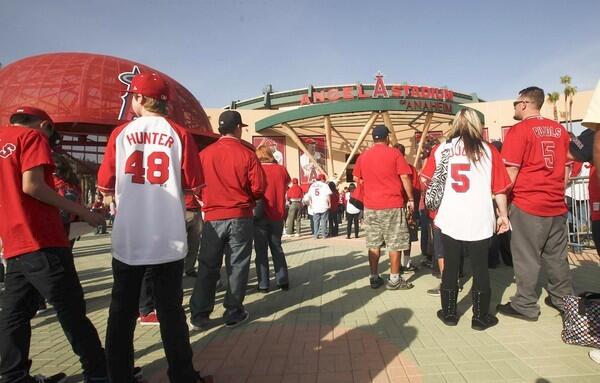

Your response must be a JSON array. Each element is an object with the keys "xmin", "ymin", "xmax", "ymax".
[
  {"xmin": 353, "ymin": 155, "xmax": 362, "ymax": 179},
  {"xmin": 501, "ymin": 124, "xmax": 527, "ymax": 168},
  {"xmin": 396, "ymin": 152, "xmax": 412, "ymax": 176},
  {"xmin": 490, "ymin": 144, "xmax": 512, "ymax": 194},
  {"xmin": 97, "ymin": 128, "xmax": 118, "ymax": 192},
  {"xmin": 179, "ymin": 130, "xmax": 203, "ymax": 193},
  {"xmin": 420, "ymin": 144, "xmax": 440, "ymax": 180},
  {"xmin": 20, "ymin": 130, "xmax": 54, "ymax": 173},
  {"xmin": 570, "ymin": 161, "xmax": 583, "ymax": 177},
  {"xmin": 248, "ymin": 153, "xmax": 266, "ymax": 200}
]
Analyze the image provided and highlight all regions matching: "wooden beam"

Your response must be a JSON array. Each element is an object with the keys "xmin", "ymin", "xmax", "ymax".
[
  {"xmin": 330, "ymin": 125, "xmax": 358, "ymax": 153},
  {"xmin": 382, "ymin": 111, "xmax": 397, "ymax": 145},
  {"xmin": 335, "ymin": 112, "xmax": 379, "ymax": 184},
  {"xmin": 324, "ymin": 116, "xmax": 335, "ymax": 178},
  {"xmin": 281, "ymin": 123, "xmax": 328, "ymax": 177},
  {"xmin": 413, "ymin": 112, "xmax": 434, "ymax": 167}
]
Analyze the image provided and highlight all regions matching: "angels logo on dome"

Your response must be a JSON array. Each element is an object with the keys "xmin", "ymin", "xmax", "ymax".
[{"xmin": 117, "ymin": 65, "xmax": 141, "ymax": 120}]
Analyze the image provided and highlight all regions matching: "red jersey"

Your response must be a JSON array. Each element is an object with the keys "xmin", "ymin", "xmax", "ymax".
[
  {"xmin": 589, "ymin": 165, "xmax": 600, "ymax": 221},
  {"xmin": 353, "ymin": 143, "xmax": 412, "ymax": 210},
  {"xmin": 0, "ymin": 126, "xmax": 69, "ymax": 258},
  {"xmin": 502, "ymin": 116, "xmax": 571, "ymax": 216},
  {"xmin": 330, "ymin": 190, "xmax": 340, "ymax": 211},
  {"xmin": 200, "ymin": 136, "xmax": 266, "ymax": 221},
  {"xmin": 286, "ymin": 184, "xmax": 304, "ymax": 200},
  {"xmin": 261, "ymin": 162, "xmax": 290, "ymax": 221}
]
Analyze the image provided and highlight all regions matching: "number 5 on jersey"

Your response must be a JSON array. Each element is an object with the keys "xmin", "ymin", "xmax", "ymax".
[
  {"xmin": 125, "ymin": 150, "xmax": 170, "ymax": 184},
  {"xmin": 451, "ymin": 163, "xmax": 470, "ymax": 193}
]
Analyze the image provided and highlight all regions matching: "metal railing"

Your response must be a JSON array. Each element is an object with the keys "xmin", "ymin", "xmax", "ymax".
[{"xmin": 566, "ymin": 176, "xmax": 594, "ymax": 253}]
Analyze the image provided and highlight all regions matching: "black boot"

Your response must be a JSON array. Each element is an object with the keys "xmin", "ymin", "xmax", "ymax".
[
  {"xmin": 471, "ymin": 289, "xmax": 499, "ymax": 331},
  {"xmin": 437, "ymin": 289, "xmax": 459, "ymax": 326}
]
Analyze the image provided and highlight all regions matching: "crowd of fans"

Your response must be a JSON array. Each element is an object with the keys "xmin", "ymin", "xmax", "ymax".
[{"xmin": 1, "ymin": 77, "xmax": 600, "ymax": 382}]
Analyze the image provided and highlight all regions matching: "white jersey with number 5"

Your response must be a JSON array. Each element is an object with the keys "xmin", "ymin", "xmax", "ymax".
[
  {"xmin": 98, "ymin": 116, "xmax": 203, "ymax": 265},
  {"xmin": 421, "ymin": 137, "xmax": 511, "ymax": 241}
]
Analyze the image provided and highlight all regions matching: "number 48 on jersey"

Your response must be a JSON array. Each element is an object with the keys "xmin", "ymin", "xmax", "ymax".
[{"xmin": 125, "ymin": 150, "xmax": 170, "ymax": 184}]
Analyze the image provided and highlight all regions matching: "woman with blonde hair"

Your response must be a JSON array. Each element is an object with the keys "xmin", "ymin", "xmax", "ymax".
[
  {"xmin": 421, "ymin": 108, "xmax": 512, "ymax": 330},
  {"xmin": 253, "ymin": 144, "xmax": 291, "ymax": 292}
]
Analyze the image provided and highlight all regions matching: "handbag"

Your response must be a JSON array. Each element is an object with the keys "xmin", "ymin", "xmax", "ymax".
[
  {"xmin": 424, "ymin": 144, "xmax": 450, "ymax": 211},
  {"xmin": 349, "ymin": 184, "xmax": 365, "ymax": 211},
  {"xmin": 561, "ymin": 292, "xmax": 600, "ymax": 348}
]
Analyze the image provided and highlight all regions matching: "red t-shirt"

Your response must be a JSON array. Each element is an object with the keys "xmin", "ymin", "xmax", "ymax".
[
  {"xmin": 353, "ymin": 143, "xmax": 412, "ymax": 210},
  {"xmin": 502, "ymin": 116, "xmax": 571, "ymax": 216},
  {"xmin": 200, "ymin": 137, "xmax": 266, "ymax": 221},
  {"xmin": 330, "ymin": 190, "xmax": 340, "ymax": 211},
  {"xmin": 0, "ymin": 126, "xmax": 69, "ymax": 258},
  {"xmin": 589, "ymin": 165, "xmax": 600, "ymax": 221},
  {"xmin": 286, "ymin": 184, "xmax": 303, "ymax": 200},
  {"xmin": 261, "ymin": 162, "xmax": 290, "ymax": 221}
]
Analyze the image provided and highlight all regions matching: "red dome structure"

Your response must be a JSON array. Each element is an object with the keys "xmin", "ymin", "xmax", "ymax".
[{"xmin": 0, "ymin": 52, "xmax": 217, "ymax": 161}]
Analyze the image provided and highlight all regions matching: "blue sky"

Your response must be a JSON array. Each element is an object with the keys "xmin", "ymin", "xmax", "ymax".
[{"xmin": 1, "ymin": 0, "xmax": 598, "ymax": 108}]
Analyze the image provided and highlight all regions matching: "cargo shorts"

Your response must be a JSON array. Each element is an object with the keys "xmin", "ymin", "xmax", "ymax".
[{"xmin": 364, "ymin": 207, "xmax": 410, "ymax": 251}]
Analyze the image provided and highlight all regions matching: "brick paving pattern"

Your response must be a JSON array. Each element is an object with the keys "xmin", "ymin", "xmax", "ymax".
[{"xmin": 9, "ymin": 221, "xmax": 600, "ymax": 382}]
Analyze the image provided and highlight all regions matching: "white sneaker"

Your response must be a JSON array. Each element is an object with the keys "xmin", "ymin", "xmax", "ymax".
[
  {"xmin": 589, "ymin": 349, "xmax": 600, "ymax": 363},
  {"xmin": 294, "ymin": 233, "xmax": 300, "ymax": 237}
]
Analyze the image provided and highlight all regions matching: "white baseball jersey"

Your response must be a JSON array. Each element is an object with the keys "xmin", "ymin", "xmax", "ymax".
[
  {"xmin": 422, "ymin": 137, "xmax": 511, "ymax": 241},
  {"xmin": 306, "ymin": 181, "xmax": 332, "ymax": 214},
  {"xmin": 98, "ymin": 116, "xmax": 203, "ymax": 265}
]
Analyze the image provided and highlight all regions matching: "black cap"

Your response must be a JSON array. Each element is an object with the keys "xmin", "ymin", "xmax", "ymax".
[
  {"xmin": 372, "ymin": 125, "xmax": 389, "ymax": 139},
  {"xmin": 219, "ymin": 110, "xmax": 247, "ymax": 131}
]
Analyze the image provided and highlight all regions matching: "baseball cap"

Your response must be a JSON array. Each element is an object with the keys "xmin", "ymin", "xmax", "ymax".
[
  {"xmin": 126, "ymin": 72, "xmax": 169, "ymax": 101},
  {"xmin": 372, "ymin": 125, "xmax": 389, "ymax": 139},
  {"xmin": 305, "ymin": 138, "xmax": 317, "ymax": 145},
  {"xmin": 219, "ymin": 110, "xmax": 247, "ymax": 131},
  {"xmin": 10, "ymin": 106, "xmax": 53, "ymax": 124},
  {"xmin": 317, "ymin": 174, "xmax": 327, "ymax": 181}
]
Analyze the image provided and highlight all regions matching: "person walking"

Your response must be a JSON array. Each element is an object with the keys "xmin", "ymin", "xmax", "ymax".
[
  {"xmin": 0, "ymin": 106, "xmax": 107, "ymax": 382},
  {"xmin": 253, "ymin": 145, "xmax": 291, "ymax": 292},
  {"xmin": 97, "ymin": 72, "xmax": 212, "ymax": 382},
  {"xmin": 285, "ymin": 178, "xmax": 304, "ymax": 237},
  {"xmin": 345, "ymin": 184, "xmax": 361, "ymax": 238},
  {"xmin": 328, "ymin": 181, "xmax": 340, "ymax": 237},
  {"xmin": 353, "ymin": 125, "xmax": 415, "ymax": 290},
  {"xmin": 305, "ymin": 174, "xmax": 332, "ymax": 239},
  {"xmin": 189, "ymin": 110, "xmax": 266, "ymax": 330},
  {"xmin": 421, "ymin": 109, "xmax": 511, "ymax": 330},
  {"xmin": 497, "ymin": 86, "xmax": 574, "ymax": 320}
]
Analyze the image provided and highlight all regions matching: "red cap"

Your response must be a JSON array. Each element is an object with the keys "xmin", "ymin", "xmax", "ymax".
[
  {"xmin": 10, "ymin": 106, "xmax": 53, "ymax": 123},
  {"xmin": 305, "ymin": 138, "xmax": 317, "ymax": 144},
  {"xmin": 126, "ymin": 72, "xmax": 169, "ymax": 101},
  {"xmin": 317, "ymin": 174, "xmax": 327, "ymax": 181},
  {"xmin": 292, "ymin": 178, "xmax": 299, "ymax": 184}
]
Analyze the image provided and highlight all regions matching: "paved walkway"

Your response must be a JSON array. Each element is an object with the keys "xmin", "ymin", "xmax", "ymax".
[{"xmin": 15, "ymin": 222, "xmax": 600, "ymax": 382}]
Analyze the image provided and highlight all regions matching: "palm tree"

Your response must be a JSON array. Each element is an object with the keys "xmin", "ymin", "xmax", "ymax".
[
  {"xmin": 547, "ymin": 92, "xmax": 560, "ymax": 121},
  {"xmin": 560, "ymin": 75, "xmax": 575, "ymax": 132},
  {"xmin": 566, "ymin": 85, "xmax": 577, "ymax": 132}
]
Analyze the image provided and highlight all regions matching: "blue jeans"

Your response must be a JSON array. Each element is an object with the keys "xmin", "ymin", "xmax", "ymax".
[
  {"xmin": 189, "ymin": 217, "xmax": 253, "ymax": 322},
  {"xmin": 254, "ymin": 219, "xmax": 288, "ymax": 289},
  {"xmin": 312, "ymin": 211, "xmax": 329, "ymax": 238}
]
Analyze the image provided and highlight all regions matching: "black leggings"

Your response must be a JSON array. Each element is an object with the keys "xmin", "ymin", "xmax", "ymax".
[
  {"xmin": 441, "ymin": 234, "xmax": 491, "ymax": 292},
  {"xmin": 347, "ymin": 213, "xmax": 360, "ymax": 238}
]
